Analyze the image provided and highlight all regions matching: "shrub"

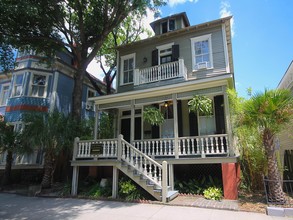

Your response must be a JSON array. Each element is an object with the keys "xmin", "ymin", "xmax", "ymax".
[
  {"xmin": 119, "ymin": 179, "xmax": 142, "ymax": 201},
  {"xmin": 203, "ymin": 187, "xmax": 223, "ymax": 200}
]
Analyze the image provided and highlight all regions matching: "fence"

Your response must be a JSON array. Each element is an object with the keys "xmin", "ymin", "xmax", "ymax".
[{"xmin": 263, "ymin": 177, "xmax": 293, "ymax": 206}]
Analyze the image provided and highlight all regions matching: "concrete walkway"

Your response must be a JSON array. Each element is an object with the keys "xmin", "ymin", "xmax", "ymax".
[{"xmin": 0, "ymin": 193, "xmax": 289, "ymax": 220}]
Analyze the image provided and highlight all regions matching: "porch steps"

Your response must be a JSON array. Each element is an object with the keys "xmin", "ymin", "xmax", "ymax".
[{"xmin": 117, "ymin": 163, "xmax": 178, "ymax": 202}]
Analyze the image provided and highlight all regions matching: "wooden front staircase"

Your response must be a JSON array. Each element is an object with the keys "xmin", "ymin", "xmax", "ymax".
[{"xmin": 117, "ymin": 136, "xmax": 178, "ymax": 202}]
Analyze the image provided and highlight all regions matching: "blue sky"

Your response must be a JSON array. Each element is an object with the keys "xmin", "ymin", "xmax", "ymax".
[
  {"xmin": 158, "ymin": 0, "xmax": 293, "ymax": 97},
  {"xmin": 85, "ymin": 0, "xmax": 293, "ymax": 98}
]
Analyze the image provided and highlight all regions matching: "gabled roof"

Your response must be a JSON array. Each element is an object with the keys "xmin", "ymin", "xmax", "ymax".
[{"xmin": 149, "ymin": 12, "xmax": 190, "ymax": 31}]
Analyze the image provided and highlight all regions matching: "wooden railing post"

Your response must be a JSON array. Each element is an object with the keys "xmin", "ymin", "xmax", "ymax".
[
  {"xmin": 117, "ymin": 134, "xmax": 123, "ymax": 161},
  {"xmin": 72, "ymin": 137, "xmax": 80, "ymax": 160},
  {"xmin": 162, "ymin": 161, "xmax": 168, "ymax": 203}
]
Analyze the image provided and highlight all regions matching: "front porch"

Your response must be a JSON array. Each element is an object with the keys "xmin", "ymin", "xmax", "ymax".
[{"xmin": 71, "ymin": 79, "xmax": 239, "ymax": 202}]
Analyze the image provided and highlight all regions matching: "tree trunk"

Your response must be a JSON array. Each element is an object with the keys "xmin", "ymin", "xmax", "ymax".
[
  {"xmin": 72, "ymin": 66, "xmax": 85, "ymax": 121},
  {"xmin": 263, "ymin": 129, "xmax": 286, "ymax": 203},
  {"xmin": 41, "ymin": 151, "xmax": 55, "ymax": 189},
  {"xmin": 2, "ymin": 150, "xmax": 13, "ymax": 186}
]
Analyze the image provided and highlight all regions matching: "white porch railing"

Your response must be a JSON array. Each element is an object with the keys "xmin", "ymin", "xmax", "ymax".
[
  {"xmin": 133, "ymin": 134, "xmax": 229, "ymax": 158},
  {"xmin": 134, "ymin": 59, "xmax": 187, "ymax": 86},
  {"xmin": 75, "ymin": 139, "xmax": 118, "ymax": 158},
  {"xmin": 73, "ymin": 134, "xmax": 229, "ymax": 160}
]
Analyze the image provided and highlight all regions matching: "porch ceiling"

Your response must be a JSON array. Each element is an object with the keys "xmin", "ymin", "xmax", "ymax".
[{"xmin": 90, "ymin": 73, "xmax": 233, "ymax": 107}]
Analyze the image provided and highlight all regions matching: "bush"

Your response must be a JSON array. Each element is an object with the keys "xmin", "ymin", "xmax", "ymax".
[
  {"xmin": 119, "ymin": 179, "xmax": 142, "ymax": 201},
  {"xmin": 174, "ymin": 176, "xmax": 222, "ymax": 195},
  {"xmin": 203, "ymin": 187, "xmax": 223, "ymax": 200}
]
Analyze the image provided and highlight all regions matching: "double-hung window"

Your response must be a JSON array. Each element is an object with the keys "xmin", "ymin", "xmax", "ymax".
[
  {"xmin": 13, "ymin": 74, "xmax": 24, "ymax": 97},
  {"xmin": 191, "ymin": 34, "xmax": 213, "ymax": 71},
  {"xmin": 121, "ymin": 53, "xmax": 135, "ymax": 85},
  {"xmin": 0, "ymin": 84, "xmax": 10, "ymax": 106},
  {"xmin": 30, "ymin": 74, "xmax": 47, "ymax": 97}
]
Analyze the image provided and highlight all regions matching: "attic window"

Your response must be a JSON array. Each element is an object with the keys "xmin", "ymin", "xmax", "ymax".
[{"xmin": 161, "ymin": 19, "xmax": 176, "ymax": 34}]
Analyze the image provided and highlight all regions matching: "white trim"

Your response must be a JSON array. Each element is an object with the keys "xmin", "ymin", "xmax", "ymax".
[
  {"xmin": 120, "ymin": 53, "xmax": 136, "ymax": 86},
  {"xmin": 156, "ymin": 42, "xmax": 174, "ymax": 51},
  {"xmin": 11, "ymin": 73, "xmax": 25, "ymax": 97},
  {"xmin": 190, "ymin": 34, "xmax": 213, "ymax": 71},
  {"xmin": 160, "ymin": 19, "xmax": 176, "ymax": 34},
  {"xmin": 156, "ymin": 42, "xmax": 174, "ymax": 65},
  {"xmin": 0, "ymin": 83, "xmax": 10, "ymax": 106},
  {"xmin": 28, "ymin": 72, "xmax": 50, "ymax": 98},
  {"xmin": 222, "ymin": 24, "xmax": 230, "ymax": 73},
  {"xmin": 91, "ymin": 74, "xmax": 232, "ymax": 105}
]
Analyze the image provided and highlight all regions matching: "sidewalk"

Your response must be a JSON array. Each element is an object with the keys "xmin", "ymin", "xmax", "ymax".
[{"xmin": 0, "ymin": 193, "xmax": 289, "ymax": 220}]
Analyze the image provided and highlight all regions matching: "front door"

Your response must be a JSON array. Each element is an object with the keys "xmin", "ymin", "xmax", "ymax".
[
  {"xmin": 121, "ymin": 118, "xmax": 131, "ymax": 142},
  {"xmin": 161, "ymin": 103, "xmax": 174, "ymax": 138}
]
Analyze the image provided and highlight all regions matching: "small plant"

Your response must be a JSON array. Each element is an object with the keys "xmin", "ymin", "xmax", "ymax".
[
  {"xmin": 143, "ymin": 106, "xmax": 165, "ymax": 126},
  {"xmin": 203, "ymin": 187, "xmax": 223, "ymax": 200},
  {"xmin": 188, "ymin": 95, "xmax": 213, "ymax": 116},
  {"xmin": 119, "ymin": 179, "xmax": 142, "ymax": 201}
]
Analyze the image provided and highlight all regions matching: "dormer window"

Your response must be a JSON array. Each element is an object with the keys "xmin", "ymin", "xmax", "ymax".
[{"xmin": 161, "ymin": 19, "xmax": 176, "ymax": 34}]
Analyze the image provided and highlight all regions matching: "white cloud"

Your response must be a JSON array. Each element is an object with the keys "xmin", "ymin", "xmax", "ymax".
[
  {"xmin": 219, "ymin": 1, "xmax": 235, "ymax": 38},
  {"xmin": 140, "ymin": 8, "xmax": 157, "ymax": 39},
  {"xmin": 168, "ymin": 0, "xmax": 199, "ymax": 8}
]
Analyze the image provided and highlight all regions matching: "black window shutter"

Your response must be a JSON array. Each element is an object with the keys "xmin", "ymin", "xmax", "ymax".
[
  {"xmin": 189, "ymin": 111, "xmax": 198, "ymax": 136},
  {"xmin": 214, "ymin": 95, "xmax": 226, "ymax": 134},
  {"xmin": 172, "ymin": 44, "xmax": 179, "ymax": 61},
  {"xmin": 152, "ymin": 49, "xmax": 158, "ymax": 66}
]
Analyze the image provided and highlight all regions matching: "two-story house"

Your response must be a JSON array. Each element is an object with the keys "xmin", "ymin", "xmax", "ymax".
[
  {"xmin": 277, "ymin": 61, "xmax": 293, "ymax": 180},
  {"xmin": 71, "ymin": 13, "xmax": 239, "ymax": 202},
  {"xmin": 0, "ymin": 50, "xmax": 105, "ymax": 168}
]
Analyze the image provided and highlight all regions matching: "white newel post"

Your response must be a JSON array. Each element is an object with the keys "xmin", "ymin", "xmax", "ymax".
[
  {"xmin": 172, "ymin": 94, "xmax": 179, "ymax": 159},
  {"xmin": 112, "ymin": 166, "xmax": 119, "ymax": 198},
  {"xmin": 162, "ymin": 161, "xmax": 168, "ymax": 203},
  {"xmin": 117, "ymin": 134, "xmax": 123, "ymax": 161},
  {"xmin": 71, "ymin": 166, "xmax": 79, "ymax": 196}
]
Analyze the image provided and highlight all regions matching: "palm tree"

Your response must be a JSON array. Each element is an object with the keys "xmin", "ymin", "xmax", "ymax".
[
  {"xmin": 21, "ymin": 111, "xmax": 77, "ymax": 189},
  {"xmin": 242, "ymin": 89, "xmax": 293, "ymax": 203}
]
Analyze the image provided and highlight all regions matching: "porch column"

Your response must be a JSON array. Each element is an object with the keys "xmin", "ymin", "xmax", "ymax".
[
  {"xmin": 71, "ymin": 166, "xmax": 79, "ymax": 196},
  {"xmin": 130, "ymin": 100, "xmax": 135, "ymax": 143},
  {"xmin": 221, "ymin": 163, "xmax": 240, "ymax": 200},
  {"xmin": 168, "ymin": 164, "xmax": 174, "ymax": 190},
  {"xmin": 112, "ymin": 166, "xmax": 119, "ymax": 198},
  {"xmin": 223, "ymin": 89, "xmax": 234, "ymax": 156},
  {"xmin": 94, "ymin": 104, "xmax": 99, "ymax": 140},
  {"xmin": 172, "ymin": 94, "xmax": 179, "ymax": 159}
]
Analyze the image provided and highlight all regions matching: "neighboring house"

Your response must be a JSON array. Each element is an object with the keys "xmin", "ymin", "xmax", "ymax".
[
  {"xmin": 71, "ymin": 12, "xmax": 239, "ymax": 202},
  {"xmin": 277, "ymin": 61, "xmax": 293, "ymax": 180},
  {"xmin": 0, "ymin": 50, "xmax": 105, "ymax": 168}
]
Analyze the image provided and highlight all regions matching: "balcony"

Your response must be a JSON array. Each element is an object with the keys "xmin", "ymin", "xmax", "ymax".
[{"xmin": 134, "ymin": 59, "xmax": 187, "ymax": 86}]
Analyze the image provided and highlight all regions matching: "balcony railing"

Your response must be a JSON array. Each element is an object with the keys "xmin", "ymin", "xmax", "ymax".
[
  {"xmin": 73, "ymin": 134, "xmax": 229, "ymax": 160},
  {"xmin": 134, "ymin": 59, "xmax": 187, "ymax": 86}
]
